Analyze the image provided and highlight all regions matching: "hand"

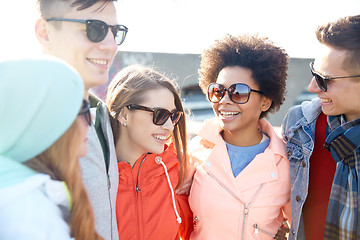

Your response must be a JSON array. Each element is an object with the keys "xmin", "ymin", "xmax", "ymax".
[{"xmin": 274, "ymin": 219, "xmax": 289, "ymax": 240}]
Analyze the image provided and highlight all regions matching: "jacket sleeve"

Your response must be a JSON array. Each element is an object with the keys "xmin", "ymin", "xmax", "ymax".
[
  {"xmin": 278, "ymin": 155, "xmax": 292, "ymax": 226},
  {"xmin": 177, "ymin": 194, "xmax": 193, "ymax": 240}
]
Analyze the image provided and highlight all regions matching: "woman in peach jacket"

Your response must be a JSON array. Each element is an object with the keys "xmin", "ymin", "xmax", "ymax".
[{"xmin": 188, "ymin": 34, "xmax": 291, "ymax": 240}]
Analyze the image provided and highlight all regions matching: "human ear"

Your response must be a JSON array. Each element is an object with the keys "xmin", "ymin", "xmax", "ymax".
[
  {"xmin": 117, "ymin": 107, "xmax": 129, "ymax": 126},
  {"xmin": 260, "ymin": 96, "xmax": 272, "ymax": 112},
  {"xmin": 35, "ymin": 18, "xmax": 51, "ymax": 48}
]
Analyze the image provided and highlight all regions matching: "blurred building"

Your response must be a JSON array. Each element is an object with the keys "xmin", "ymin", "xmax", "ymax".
[{"xmin": 92, "ymin": 51, "xmax": 316, "ymax": 127}]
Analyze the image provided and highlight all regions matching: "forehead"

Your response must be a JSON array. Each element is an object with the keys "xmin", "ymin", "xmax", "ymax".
[
  {"xmin": 140, "ymin": 88, "xmax": 176, "ymax": 110},
  {"xmin": 216, "ymin": 66, "xmax": 257, "ymax": 88},
  {"xmin": 63, "ymin": 1, "xmax": 117, "ymax": 24},
  {"xmin": 314, "ymin": 44, "xmax": 350, "ymax": 76}
]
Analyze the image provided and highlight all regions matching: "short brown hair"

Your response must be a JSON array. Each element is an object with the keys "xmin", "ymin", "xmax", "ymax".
[
  {"xmin": 316, "ymin": 15, "xmax": 360, "ymax": 75},
  {"xmin": 37, "ymin": 0, "xmax": 116, "ymax": 19}
]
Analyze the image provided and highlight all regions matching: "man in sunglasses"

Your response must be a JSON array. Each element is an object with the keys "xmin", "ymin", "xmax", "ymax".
[
  {"xmin": 34, "ymin": 1, "xmax": 127, "ymax": 239},
  {"xmin": 282, "ymin": 15, "xmax": 360, "ymax": 240}
]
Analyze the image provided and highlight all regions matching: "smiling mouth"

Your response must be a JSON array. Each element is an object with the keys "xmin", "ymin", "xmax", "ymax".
[
  {"xmin": 88, "ymin": 58, "xmax": 108, "ymax": 66},
  {"xmin": 154, "ymin": 135, "xmax": 168, "ymax": 141},
  {"xmin": 219, "ymin": 111, "xmax": 240, "ymax": 118},
  {"xmin": 321, "ymin": 98, "xmax": 332, "ymax": 103}
]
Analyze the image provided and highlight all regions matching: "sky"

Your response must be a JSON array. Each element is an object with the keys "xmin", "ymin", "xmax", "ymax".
[{"xmin": 1, "ymin": 0, "xmax": 359, "ymax": 61}]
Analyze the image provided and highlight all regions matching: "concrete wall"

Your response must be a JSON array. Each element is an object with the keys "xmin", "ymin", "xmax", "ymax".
[{"xmin": 95, "ymin": 51, "xmax": 314, "ymax": 126}]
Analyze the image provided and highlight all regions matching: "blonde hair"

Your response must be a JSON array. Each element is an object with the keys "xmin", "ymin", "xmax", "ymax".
[
  {"xmin": 25, "ymin": 120, "xmax": 102, "ymax": 240},
  {"xmin": 106, "ymin": 64, "xmax": 189, "ymax": 187}
]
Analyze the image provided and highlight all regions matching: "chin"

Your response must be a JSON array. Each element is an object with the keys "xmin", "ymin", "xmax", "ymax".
[
  {"xmin": 148, "ymin": 144, "xmax": 165, "ymax": 154},
  {"xmin": 78, "ymin": 147, "xmax": 88, "ymax": 158},
  {"xmin": 219, "ymin": 120, "xmax": 234, "ymax": 130}
]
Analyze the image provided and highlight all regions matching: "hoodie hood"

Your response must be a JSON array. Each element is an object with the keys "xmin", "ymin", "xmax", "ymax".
[{"xmin": 0, "ymin": 56, "xmax": 84, "ymax": 188}]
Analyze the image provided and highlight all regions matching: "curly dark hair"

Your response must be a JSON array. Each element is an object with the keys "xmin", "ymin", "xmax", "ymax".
[{"xmin": 198, "ymin": 34, "xmax": 289, "ymax": 119}]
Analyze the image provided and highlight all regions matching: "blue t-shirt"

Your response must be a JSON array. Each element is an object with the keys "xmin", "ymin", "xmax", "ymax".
[{"xmin": 226, "ymin": 134, "xmax": 270, "ymax": 177}]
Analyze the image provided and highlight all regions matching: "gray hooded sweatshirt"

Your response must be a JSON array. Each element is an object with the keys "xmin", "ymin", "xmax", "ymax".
[{"xmin": 79, "ymin": 101, "xmax": 119, "ymax": 240}]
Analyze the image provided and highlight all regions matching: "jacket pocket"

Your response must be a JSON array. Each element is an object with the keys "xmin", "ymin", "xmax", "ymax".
[{"xmin": 252, "ymin": 223, "xmax": 276, "ymax": 239}]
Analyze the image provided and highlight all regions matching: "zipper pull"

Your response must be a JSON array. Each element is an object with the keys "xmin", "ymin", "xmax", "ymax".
[
  {"xmin": 107, "ymin": 175, "xmax": 111, "ymax": 189},
  {"xmin": 244, "ymin": 204, "xmax": 249, "ymax": 215},
  {"xmin": 253, "ymin": 224, "xmax": 258, "ymax": 235}
]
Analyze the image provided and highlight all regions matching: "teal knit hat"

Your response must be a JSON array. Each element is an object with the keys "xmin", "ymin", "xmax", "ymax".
[{"xmin": 0, "ymin": 56, "xmax": 84, "ymax": 188}]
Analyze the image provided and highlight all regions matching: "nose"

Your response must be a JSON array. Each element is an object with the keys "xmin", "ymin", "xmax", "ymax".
[
  {"xmin": 161, "ymin": 117, "xmax": 175, "ymax": 132},
  {"xmin": 99, "ymin": 28, "xmax": 118, "ymax": 52},
  {"xmin": 218, "ymin": 90, "xmax": 232, "ymax": 104},
  {"xmin": 307, "ymin": 77, "xmax": 322, "ymax": 93}
]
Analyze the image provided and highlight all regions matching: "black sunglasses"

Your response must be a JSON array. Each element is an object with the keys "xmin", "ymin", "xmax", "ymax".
[
  {"xmin": 126, "ymin": 104, "xmax": 183, "ymax": 126},
  {"xmin": 310, "ymin": 62, "xmax": 360, "ymax": 92},
  {"xmin": 46, "ymin": 18, "xmax": 128, "ymax": 45},
  {"xmin": 78, "ymin": 100, "xmax": 92, "ymax": 126},
  {"xmin": 207, "ymin": 83, "xmax": 263, "ymax": 104}
]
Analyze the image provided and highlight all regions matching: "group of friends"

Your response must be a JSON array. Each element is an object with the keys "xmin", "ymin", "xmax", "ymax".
[{"xmin": 0, "ymin": 0, "xmax": 359, "ymax": 240}]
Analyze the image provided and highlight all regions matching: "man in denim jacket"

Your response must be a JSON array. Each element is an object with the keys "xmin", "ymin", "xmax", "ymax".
[{"xmin": 282, "ymin": 15, "xmax": 360, "ymax": 240}]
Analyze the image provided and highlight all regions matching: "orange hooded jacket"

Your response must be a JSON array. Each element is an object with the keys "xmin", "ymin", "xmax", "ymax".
[{"xmin": 116, "ymin": 145, "xmax": 193, "ymax": 240}]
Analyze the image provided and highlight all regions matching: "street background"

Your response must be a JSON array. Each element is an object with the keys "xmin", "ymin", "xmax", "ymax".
[{"xmin": 1, "ymin": 0, "xmax": 359, "ymax": 133}]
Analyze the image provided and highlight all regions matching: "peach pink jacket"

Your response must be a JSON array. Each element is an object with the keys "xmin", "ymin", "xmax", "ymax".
[{"xmin": 188, "ymin": 118, "xmax": 291, "ymax": 240}]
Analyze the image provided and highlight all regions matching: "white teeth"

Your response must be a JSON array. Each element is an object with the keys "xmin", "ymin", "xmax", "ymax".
[
  {"xmin": 89, "ymin": 59, "xmax": 107, "ymax": 65},
  {"xmin": 154, "ymin": 135, "xmax": 167, "ymax": 140},
  {"xmin": 321, "ymin": 98, "xmax": 332, "ymax": 103},
  {"xmin": 219, "ymin": 111, "xmax": 239, "ymax": 117}
]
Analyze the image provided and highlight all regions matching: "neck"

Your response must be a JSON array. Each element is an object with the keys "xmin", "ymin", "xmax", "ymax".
[
  {"xmin": 115, "ymin": 131, "xmax": 143, "ymax": 167},
  {"xmin": 84, "ymin": 89, "xmax": 90, "ymax": 100},
  {"xmin": 222, "ymin": 125, "xmax": 263, "ymax": 147}
]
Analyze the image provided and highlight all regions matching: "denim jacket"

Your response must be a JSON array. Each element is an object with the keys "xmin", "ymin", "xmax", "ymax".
[{"xmin": 281, "ymin": 98, "xmax": 322, "ymax": 240}]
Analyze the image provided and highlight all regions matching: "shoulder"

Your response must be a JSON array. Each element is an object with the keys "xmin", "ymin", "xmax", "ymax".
[
  {"xmin": 160, "ymin": 145, "xmax": 179, "ymax": 163},
  {"xmin": 89, "ymin": 92, "xmax": 103, "ymax": 108},
  {"xmin": 283, "ymin": 104, "xmax": 305, "ymax": 127},
  {"xmin": 285, "ymin": 98, "xmax": 321, "ymax": 123},
  {"xmin": 282, "ymin": 98, "xmax": 321, "ymax": 136},
  {"xmin": 188, "ymin": 135, "xmax": 219, "ymax": 168},
  {"xmin": 0, "ymin": 175, "xmax": 72, "ymax": 240}
]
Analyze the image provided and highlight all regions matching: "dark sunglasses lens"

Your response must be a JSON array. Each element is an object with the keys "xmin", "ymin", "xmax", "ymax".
[
  {"xmin": 85, "ymin": 111, "xmax": 92, "ymax": 126},
  {"xmin": 112, "ymin": 26, "xmax": 127, "ymax": 45},
  {"xmin": 171, "ymin": 111, "xmax": 182, "ymax": 125},
  {"xmin": 314, "ymin": 73, "xmax": 326, "ymax": 91},
  {"xmin": 153, "ymin": 109, "xmax": 171, "ymax": 125},
  {"xmin": 310, "ymin": 62, "xmax": 326, "ymax": 92},
  {"xmin": 208, "ymin": 84, "xmax": 224, "ymax": 103},
  {"xmin": 79, "ymin": 101, "xmax": 92, "ymax": 126},
  {"xmin": 230, "ymin": 84, "xmax": 250, "ymax": 104},
  {"xmin": 87, "ymin": 20, "xmax": 108, "ymax": 42},
  {"xmin": 153, "ymin": 109, "xmax": 182, "ymax": 125}
]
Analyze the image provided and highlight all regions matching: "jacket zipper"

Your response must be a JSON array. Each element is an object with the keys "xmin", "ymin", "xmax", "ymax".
[
  {"xmin": 135, "ymin": 156, "xmax": 146, "ymax": 196},
  {"xmin": 135, "ymin": 156, "xmax": 146, "ymax": 240},
  {"xmin": 253, "ymin": 224, "xmax": 276, "ymax": 238},
  {"xmin": 241, "ymin": 204, "xmax": 249, "ymax": 240},
  {"xmin": 240, "ymin": 185, "xmax": 264, "ymax": 240},
  {"xmin": 106, "ymin": 174, "xmax": 113, "ymax": 239}
]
